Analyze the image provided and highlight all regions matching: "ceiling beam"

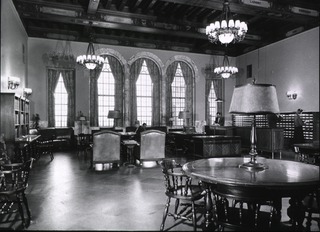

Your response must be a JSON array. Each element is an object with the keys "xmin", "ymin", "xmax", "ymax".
[
  {"xmin": 131, "ymin": 0, "xmax": 143, "ymax": 13},
  {"xmin": 145, "ymin": 0, "xmax": 157, "ymax": 12}
]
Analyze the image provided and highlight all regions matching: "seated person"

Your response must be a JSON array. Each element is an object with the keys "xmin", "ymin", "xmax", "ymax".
[
  {"xmin": 214, "ymin": 112, "xmax": 224, "ymax": 126},
  {"xmin": 135, "ymin": 122, "xmax": 147, "ymax": 142}
]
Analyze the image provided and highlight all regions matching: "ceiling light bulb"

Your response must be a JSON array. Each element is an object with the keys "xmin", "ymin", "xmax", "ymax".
[{"xmin": 219, "ymin": 33, "xmax": 234, "ymax": 44}]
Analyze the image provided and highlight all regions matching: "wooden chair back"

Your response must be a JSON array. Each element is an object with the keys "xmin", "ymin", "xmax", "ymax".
[
  {"xmin": 139, "ymin": 130, "xmax": 165, "ymax": 162},
  {"xmin": 92, "ymin": 130, "xmax": 121, "ymax": 165}
]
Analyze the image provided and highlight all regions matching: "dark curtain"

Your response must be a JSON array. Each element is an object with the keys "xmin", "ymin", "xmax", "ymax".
[
  {"xmin": 89, "ymin": 67, "xmax": 103, "ymax": 126},
  {"xmin": 165, "ymin": 62, "xmax": 178, "ymax": 124},
  {"xmin": 145, "ymin": 59, "xmax": 161, "ymax": 126},
  {"xmin": 61, "ymin": 70, "xmax": 75, "ymax": 127},
  {"xmin": 48, "ymin": 69, "xmax": 61, "ymax": 127},
  {"xmin": 107, "ymin": 56, "xmax": 124, "ymax": 125},
  {"xmin": 180, "ymin": 62, "xmax": 194, "ymax": 124},
  {"xmin": 129, "ymin": 59, "xmax": 144, "ymax": 125}
]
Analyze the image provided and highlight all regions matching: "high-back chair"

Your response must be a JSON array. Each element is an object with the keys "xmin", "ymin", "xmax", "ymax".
[
  {"xmin": 136, "ymin": 130, "xmax": 166, "ymax": 163},
  {"xmin": 212, "ymin": 185, "xmax": 280, "ymax": 231},
  {"xmin": 0, "ymin": 159, "xmax": 34, "ymax": 229},
  {"xmin": 160, "ymin": 159, "xmax": 205, "ymax": 231},
  {"xmin": 92, "ymin": 130, "xmax": 121, "ymax": 170}
]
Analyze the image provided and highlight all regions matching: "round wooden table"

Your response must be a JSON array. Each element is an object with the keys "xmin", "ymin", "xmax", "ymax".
[{"xmin": 182, "ymin": 157, "xmax": 319, "ymax": 230}]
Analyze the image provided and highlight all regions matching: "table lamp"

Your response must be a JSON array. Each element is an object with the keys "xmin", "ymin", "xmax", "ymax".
[
  {"xmin": 108, "ymin": 110, "xmax": 121, "ymax": 127},
  {"xmin": 229, "ymin": 82, "xmax": 280, "ymax": 171},
  {"xmin": 178, "ymin": 111, "xmax": 191, "ymax": 127}
]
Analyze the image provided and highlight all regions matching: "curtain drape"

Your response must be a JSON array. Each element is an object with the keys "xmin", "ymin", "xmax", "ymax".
[
  {"xmin": 107, "ymin": 56, "xmax": 124, "ymax": 126},
  {"xmin": 180, "ymin": 62, "xmax": 194, "ymax": 124},
  {"xmin": 129, "ymin": 59, "xmax": 144, "ymax": 125},
  {"xmin": 145, "ymin": 59, "xmax": 160, "ymax": 126},
  {"xmin": 89, "ymin": 67, "xmax": 102, "ymax": 126},
  {"xmin": 48, "ymin": 69, "xmax": 61, "ymax": 127},
  {"xmin": 165, "ymin": 62, "xmax": 178, "ymax": 124},
  {"xmin": 61, "ymin": 70, "xmax": 75, "ymax": 127}
]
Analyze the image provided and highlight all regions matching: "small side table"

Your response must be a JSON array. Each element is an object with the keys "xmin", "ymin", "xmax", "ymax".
[
  {"xmin": 15, "ymin": 135, "xmax": 41, "ymax": 162},
  {"xmin": 122, "ymin": 140, "xmax": 139, "ymax": 168}
]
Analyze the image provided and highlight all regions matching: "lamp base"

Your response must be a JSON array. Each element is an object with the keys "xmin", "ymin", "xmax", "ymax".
[{"xmin": 239, "ymin": 161, "xmax": 268, "ymax": 171}]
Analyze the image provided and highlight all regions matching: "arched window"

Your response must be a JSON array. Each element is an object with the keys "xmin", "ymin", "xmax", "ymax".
[
  {"xmin": 97, "ymin": 60, "xmax": 115, "ymax": 127},
  {"xmin": 136, "ymin": 60, "xmax": 153, "ymax": 125},
  {"xmin": 54, "ymin": 73, "xmax": 68, "ymax": 127},
  {"xmin": 171, "ymin": 63, "xmax": 186, "ymax": 127},
  {"xmin": 208, "ymin": 82, "xmax": 218, "ymax": 125},
  {"xmin": 166, "ymin": 59, "xmax": 195, "ymax": 127},
  {"xmin": 89, "ymin": 54, "xmax": 124, "ymax": 127},
  {"xmin": 48, "ymin": 69, "xmax": 75, "ymax": 128}
]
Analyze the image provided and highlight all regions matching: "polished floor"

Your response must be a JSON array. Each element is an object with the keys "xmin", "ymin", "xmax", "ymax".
[{"xmin": 1, "ymin": 148, "xmax": 319, "ymax": 231}]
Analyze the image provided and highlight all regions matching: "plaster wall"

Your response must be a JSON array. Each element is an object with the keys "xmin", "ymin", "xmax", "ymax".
[
  {"xmin": 235, "ymin": 27, "xmax": 319, "ymax": 114},
  {"xmin": 0, "ymin": 0, "xmax": 28, "ymax": 95}
]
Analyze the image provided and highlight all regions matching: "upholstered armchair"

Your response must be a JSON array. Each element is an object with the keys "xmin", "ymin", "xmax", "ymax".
[
  {"xmin": 92, "ymin": 130, "xmax": 121, "ymax": 169},
  {"xmin": 135, "ymin": 130, "xmax": 166, "ymax": 163}
]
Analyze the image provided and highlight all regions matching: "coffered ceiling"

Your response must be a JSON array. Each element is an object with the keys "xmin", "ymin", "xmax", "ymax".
[{"xmin": 12, "ymin": 0, "xmax": 319, "ymax": 57}]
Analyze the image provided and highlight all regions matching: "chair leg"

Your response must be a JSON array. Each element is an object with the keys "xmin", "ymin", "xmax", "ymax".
[
  {"xmin": 17, "ymin": 196, "xmax": 26, "ymax": 227},
  {"xmin": 174, "ymin": 199, "xmax": 180, "ymax": 216},
  {"xmin": 49, "ymin": 150, "xmax": 54, "ymax": 161},
  {"xmin": 160, "ymin": 197, "xmax": 171, "ymax": 231},
  {"xmin": 192, "ymin": 201, "xmax": 197, "ymax": 231},
  {"xmin": 22, "ymin": 193, "xmax": 31, "ymax": 227}
]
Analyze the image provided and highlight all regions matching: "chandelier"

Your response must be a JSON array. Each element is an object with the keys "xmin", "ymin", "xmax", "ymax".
[
  {"xmin": 44, "ymin": 40, "xmax": 76, "ymax": 68},
  {"xmin": 206, "ymin": 0, "xmax": 248, "ymax": 45},
  {"xmin": 76, "ymin": 22, "xmax": 104, "ymax": 70},
  {"xmin": 76, "ymin": 41, "xmax": 104, "ymax": 70},
  {"xmin": 214, "ymin": 55, "xmax": 238, "ymax": 78}
]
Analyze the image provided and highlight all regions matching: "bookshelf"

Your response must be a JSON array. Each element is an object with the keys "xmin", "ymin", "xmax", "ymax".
[{"xmin": 0, "ymin": 93, "xmax": 30, "ymax": 156}]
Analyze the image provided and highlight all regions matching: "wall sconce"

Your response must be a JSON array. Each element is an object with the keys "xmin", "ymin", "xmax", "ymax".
[
  {"xmin": 286, "ymin": 91, "xmax": 297, "ymax": 100},
  {"xmin": 8, "ymin": 76, "xmax": 21, "ymax": 90},
  {"xmin": 23, "ymin": 88, "xmax": 33, "ymax": 98}
]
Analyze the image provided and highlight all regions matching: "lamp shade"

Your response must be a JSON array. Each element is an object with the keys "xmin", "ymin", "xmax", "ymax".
[
  {"xmin": 108, "ymin": 110, "xmax": 121, "ymax": 119},
  {"xmin": 178, "ymin": 111, "xmax": 191, "ymax": 119},
  {"xmin": 229, "ymin": 83, "xmax": 280, "ymax": 115}
]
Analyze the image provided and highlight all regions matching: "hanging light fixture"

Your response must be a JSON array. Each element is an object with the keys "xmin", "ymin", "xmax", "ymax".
[
  {"xmin": 43, "ymin": 33, "xmax": 76, "ymax": 68},
  {"xmin": 76, "ymin": 22, "xmax": 104, "ymax": 70},
  {"xmin": 214, "ymin": 55, "xmax": 238, "ymax": 78},
  {"xmin": 206, "ymin": 0, "xmax": 248, "ymax": 45}
]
